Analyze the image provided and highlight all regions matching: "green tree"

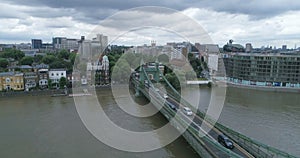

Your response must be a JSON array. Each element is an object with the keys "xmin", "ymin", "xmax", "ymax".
[
  {"xmin": 158, "ymin": 54, "xmax": 169, "ymax": 63},
  {"xmin": 13, "ymin": 49, "xmax": 25, "ymax": 61},
  {"xmin": 0, "ymin": 58, "xmax": 9, "ymax": 68},
  {"xmin": 59, "ymin": 77, "xmax": 67, "ymax": 89},
  {"xmin": 34, "ymin": 55, "xmax": 44, "ymax": 63},
  {"xmin": 69, "ymin": 53, "xmax": 77, "ymax": 65},
  {"xmin": 48, "ymin": 79, "xmax": 53, "ymax": 89},
  {"xmin": 20, "ymin": 56, "xmax": 34, "ymax": 65},
  {"xmin": 58, "ymin": 49, "xmax": 69, "ymax": 60},
  {"xmin": 42, "ymin": 55, "xmax": 57, "ymax": 64},
  {"xmin": 0, "ymin": 49, "xmax": 24, "ymax": 60},
  {"xmin": 165, "ymin": 72, "xmax": 181, "ymax": 90},
  {"xmin": 112, "ymin": 59, "xmax": 131, "ymax": 83}
]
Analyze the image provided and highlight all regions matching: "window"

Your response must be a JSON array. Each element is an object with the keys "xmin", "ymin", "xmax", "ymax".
[
  {"xmin": 61, "ymin": 73, "xmax": 64, "ymax": 75},
  {"xmin": 51, "ymin": 73, "xmax": 54, "ymax": 76},
  {"xmin": 56, "ymin": 73, "xmax": 59, "ymax": 76}
]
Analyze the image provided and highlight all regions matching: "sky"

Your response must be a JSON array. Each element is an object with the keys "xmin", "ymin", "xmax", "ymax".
[{"xmin": 1, "ymin": 0, "xmax": 300, "ymax": 48}]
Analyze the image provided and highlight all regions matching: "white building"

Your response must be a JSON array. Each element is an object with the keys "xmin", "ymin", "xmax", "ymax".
[
  {"xmin": 48, "ymin": 69, "xmax": 67, "ymax": 87},
  {"xmin": 208, "ymin": 54, "xmax": 219, "ymax": 75}
]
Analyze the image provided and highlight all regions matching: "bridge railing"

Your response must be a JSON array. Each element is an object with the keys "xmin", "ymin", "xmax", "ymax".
[
  {"xmin": 156, "ymin": 70, "xmax": 297, "ymax": 158},
  {"xmin": 133, "ymin": 78, "xmax": 243, "ymax": 158},
  {"xmin": 136, "ymin": 68, "xmax": 245, "ymax": 158}
]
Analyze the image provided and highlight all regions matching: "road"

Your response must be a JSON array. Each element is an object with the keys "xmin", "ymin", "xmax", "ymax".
[{"xmin": 150, "ymin": 87, "xmax": 254, "ymax": 158}]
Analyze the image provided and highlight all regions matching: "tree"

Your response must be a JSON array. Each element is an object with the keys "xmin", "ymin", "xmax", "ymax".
[
  {"xmin": 69, "ymin": 53, "xmax": 77, "ymax": 65},
  {"xmin": 34, "ymin": 55, "xmax": 44, "ymax": 63},
  {"xmin": 13, "ymin": 49, "xmax": 25, "ymax": 61},
  {"xmin": 58, "ymin": 49, "xmax": 69, "ymax": 60},
  {"xmin": 42, "ymin": 55, "xmax": 57, "ymax": 64},
  {"xmin": 48, "ymin": 79, "xmax": 53, "ymax": 89},
  {"xmin": 158, "ymin": 54, "xmax": 169, "ymax": 63},
  {"xmin": 59, "ymin": 77, "xmax": 67, "ymax": 89},
  {"xmin": 0, "ymin": 49, "xmax": 24, "ymax": 60},
  {"xmin": 0, "ymin": 58, "xmax": 8, "ymax": 68},
  {"xmin": 165, "ymin": 72, "xmax": 180, "ymax": 90},
  {"xmin": 111, "ymin": 59, "xmax": 131, "ymax": 83},
  {"xmin": 20, "ymin": 56, "xmax": 34, "ymax": 65}
]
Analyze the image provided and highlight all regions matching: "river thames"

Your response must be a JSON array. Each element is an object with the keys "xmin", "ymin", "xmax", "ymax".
[{"xmin": 0, "ymin": 86, "xmax": 299, "ymax": 157}]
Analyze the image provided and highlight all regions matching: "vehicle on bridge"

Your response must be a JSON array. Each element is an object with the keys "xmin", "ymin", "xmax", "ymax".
[
  {"xmin": 218, "ymin": 134, "xmax": 234, "ymax": 149},
  {"xmin": 182, "ymin": 107, "xmax": 193, "ymax": 116},
  {"xmin": 165, "ymin": 101, "xmax": 177, "ymax": 111},
  {"xmin": 163, "ymin": 94, "xmax": 168, "ymax": 99}
]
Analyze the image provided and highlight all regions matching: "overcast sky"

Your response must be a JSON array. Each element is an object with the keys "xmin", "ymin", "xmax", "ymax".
[{"xmin": 1, "ymin": 0, "xmax": 300, "ymax": 48}]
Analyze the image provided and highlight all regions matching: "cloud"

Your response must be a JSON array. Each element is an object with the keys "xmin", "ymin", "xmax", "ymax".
[
  {"xmin": 182, "ymin": 8, "xmax": 300, "ymax": 47},
  {"xmin": 3, "ymin": 0, "xmax": 300, "ymax": 20},
  {"xmin": 0, "ymin": 1, "xmax": 300, "ymax": 48}
]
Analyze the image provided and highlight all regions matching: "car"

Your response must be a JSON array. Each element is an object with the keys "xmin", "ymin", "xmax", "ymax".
[
  {"xmin": 163, "ymin": 94, "xmax": 168, "ymax": 99},
  {"xmin": 182, "ymin": 107, "xmax": 193, "ymax": 116},
  {"xmin": 168, "ymin": 103, "xmax": 177, "ymax": 111},
  {"xmin": 218, "ymin": 134, "xmax": 234, "ymax": 149}
]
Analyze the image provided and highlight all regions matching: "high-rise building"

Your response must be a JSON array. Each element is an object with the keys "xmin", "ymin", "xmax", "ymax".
[
  {"xmin": 52, "ymin": 37, "xmax": 80, "ymax": 50},
  {"xmin": 245, "ymin": 43, "xmax": 252, "ymax": 53},
  {"xmin": 80, "ymin": 34, "xmax": 108, "ymax": 59},
  {"xmin": 93, "ymin": 34, "xmax": 108, "ymax": 52},
  {"xmin": 31, "ymin": 39, "xmax": 42, "ymax": 49},
  {"xmin": 282, "ymin": 45, "xmax": 287, "ymax": 50}
]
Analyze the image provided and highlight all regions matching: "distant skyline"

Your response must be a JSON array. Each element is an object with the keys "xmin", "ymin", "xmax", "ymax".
[{"xmin": 1, "ymin": 0, "xmax": 300, "ymax": 48}]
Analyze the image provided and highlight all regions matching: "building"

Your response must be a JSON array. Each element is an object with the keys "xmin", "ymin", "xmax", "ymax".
[
  {"xmin": 24, "ymin": 72, "xmax": 38, "ymax": 90},
  {"xmin": 87, "ymin": 55, "xmax": 110, "ymax": 85},
  {"xmin": 19, "ymin": 65, "xmax": 33, "ymax": 72},
  {"xmin": 195, "ymin": 44, "xmax": 220, "ymax": 62},
  {"xmin": 20, "ymin": 49, "xmax": 38, "ymax": 57},
  {"xmin": 208, "ymin": 54, "xmax": 219, "ymax": 75},
  {"xmin": 48, "ymin": 69, "xmax": 67, "ymax": 88},
  {"xmin": 0, "ymin": 72, "xmax": 24, "ymax": 91},
  {"xmin": 52, "ymin": 37, "xmax": 80, "ymax": 50},
  {"xmin": 93, "ymin": 34, "xmax": 108, "ymax": 52},
  {"xmin": 222, "ymin": 53, "xmax": 300, "ymax": 88},
  {"xmin": 80, "ymin": 40, "xmax": 92, "ymax": 59},
  {"xmin": 282, "ymin": 45, "xmax": 287, "ymax": 51},
  {"xmin": 31, "ymin": 39, "xmax": 43, "ymax": 49},
  {"xmin": 33, "ymin": 63, "xmax": 49, "ymax": 72},
  {"xmin": 245, "ymin": 43, "xmax": 252, "ymax": 53},
  {"xmin": 79, "ymin": 34, "xmax": 108, "ymax": 59},
  {"xmin": 38, "ymin": 69, "xmax": 49, "ymax": 89}
]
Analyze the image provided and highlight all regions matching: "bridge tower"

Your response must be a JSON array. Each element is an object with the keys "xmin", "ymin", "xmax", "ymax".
[{"xmin": 135, "ymin": 60, "xmax": 161, "ymax": 96}]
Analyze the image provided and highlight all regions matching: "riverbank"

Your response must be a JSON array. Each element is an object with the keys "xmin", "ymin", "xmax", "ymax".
[{"xmin": 0, "ymin": 85, "xmax": 113, "ymax": 98}]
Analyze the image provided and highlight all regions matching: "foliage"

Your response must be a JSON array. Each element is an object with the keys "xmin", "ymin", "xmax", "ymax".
[
  {"xmin": 188, "ymin": 53, "xmax": 203, "ymax": 77},
  {"xmin": 34, "ymin": 55, "xmax": 44, "ymax": 63},
  {"xmin": 59, "ymin": 77, "xmax": 67, "ymax": 89},
  {"xmin": 0, "ymin": 48, "xmax": 25, "ymax": 60},
  {"xmin": 165, "ymin": 72, "xmax": 181, "ymax": 90},
  {"xmin": 20, "ymin": 56, "xmax": 34, "ymax": 65},
  {"xmin": 111, "ymin": 58, "xmax": 131, "ymax": 83},
  {"xmin": 58, "ymin": 49, "xmax": 70, "ymax": 60},
  {"xmin": 42, "ymin": 55, "xmax": 57, "ymax": 64},
  {"xmin": 48, "ymin": 79, "xmax": 53, "ymax": 89},
  {"xmin": 69, "ymin": 53, "xmax": 77, "ymax": 65},
  {"xmin": 0, "ymin": 58, "xmax": 9, "ymax": 68},
  {"xmin": 158, "ymin": 54, "xmax": 169, "ymax": 63}
]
